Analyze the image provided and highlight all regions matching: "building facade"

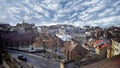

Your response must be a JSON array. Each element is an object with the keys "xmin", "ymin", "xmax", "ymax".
[{"xmin": 111, "ymin": 39, "xmax": 120, "ymax": 56}]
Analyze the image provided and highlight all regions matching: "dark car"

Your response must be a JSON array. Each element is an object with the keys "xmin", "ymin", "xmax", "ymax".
[
  {"xmin": 47, "ymin": 56, "xmax": 50, "ymax": 59},
  {"xmin": 18, "ymin": 54, "xmax": 27, "ymax": 61}
]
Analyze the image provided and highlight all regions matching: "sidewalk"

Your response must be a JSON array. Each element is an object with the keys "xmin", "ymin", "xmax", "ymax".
[
  {"xmin": 2, "ymin": 60, "xmax": 10, "ymax": 68},
  {"xmin": 14, "ymin": 58, "xmax": 36, "ymax": 68}
]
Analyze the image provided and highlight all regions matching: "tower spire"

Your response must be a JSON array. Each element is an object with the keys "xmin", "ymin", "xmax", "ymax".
[
  {"xmin": 22, "ymin": 19, "xmax": 26, "ymax": 26},
  {"xmin": 23, "ymin": 19, "xmax": 25, "ymax": 24}
]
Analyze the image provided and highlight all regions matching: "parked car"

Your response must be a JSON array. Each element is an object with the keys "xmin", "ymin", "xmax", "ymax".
[
  {"xmin": 47, "ymin": 56, "xmax": 50, "ymax": 59},
  {"xmin": 17, "ymin": 54, "xmax": 27, "ymax": 61}
]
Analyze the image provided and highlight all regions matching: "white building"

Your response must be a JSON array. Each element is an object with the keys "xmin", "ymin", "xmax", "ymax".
[
  {"xmin": 18, "ymin": 45, "xmax": 44, "ymax": 52},
  {"xmin": 56, "ymin": 34, "xmax": 72, "ymax": 41},
  {"xmin": 36, "ymin": 26, "xmax": 41, "ymax": 33}
]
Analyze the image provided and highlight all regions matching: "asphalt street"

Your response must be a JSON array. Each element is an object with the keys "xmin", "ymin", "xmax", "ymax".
[{"xmin": 8, "ymin": 50, "xmax": 60, "ymax": 68}]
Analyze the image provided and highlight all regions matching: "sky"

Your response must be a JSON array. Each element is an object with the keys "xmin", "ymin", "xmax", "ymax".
[{"xmin": 0, "ymin": 0, "xmax": 120, "ymax": 27}]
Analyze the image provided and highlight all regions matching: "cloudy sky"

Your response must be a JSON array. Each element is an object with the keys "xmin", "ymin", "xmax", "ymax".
[{"xmin": 0, "ymin": 0, "xmax": 120, "ymax": 27}]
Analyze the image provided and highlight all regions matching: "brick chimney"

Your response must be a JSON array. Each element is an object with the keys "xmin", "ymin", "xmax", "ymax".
[{"xmin": 60, "ymin": 60, "xmax": 75, "ymax": 68}]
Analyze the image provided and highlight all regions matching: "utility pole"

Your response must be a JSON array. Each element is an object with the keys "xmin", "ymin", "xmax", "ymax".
[
  {"xmin": 31, "ymin": 64, "xmax": 34, "ymax": 68},
  {"xmin": 58, "ymin": 38, "xmax": 60, "ymax": 53},
  {"xmin": 43, "ymin": 39, "xmax": 46, "ymax": 54}
]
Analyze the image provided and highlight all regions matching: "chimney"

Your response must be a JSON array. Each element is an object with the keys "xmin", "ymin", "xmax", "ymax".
[
  {"xmin": 66, "ymin": 50, "xmax": 69, "ymax": 60},
  {"xmin": 60, "ymin": 60, "xmax": 75, "ymax": 68},
  {"xmin": 69, "ymin": 52, "xmax": 72, "ymax": 60},
  {"xmin": 107, "ymin": 47, "xmax": 112, "ymax": 58}
]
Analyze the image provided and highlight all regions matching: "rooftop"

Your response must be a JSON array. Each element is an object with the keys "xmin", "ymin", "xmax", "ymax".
[
  {"xmin": 81, "ymin": 54, "xmax": 120, "ymax": 68},
  {"xmin": 93, "ymin": 40, "xmax": 110, "ymax": 50}
]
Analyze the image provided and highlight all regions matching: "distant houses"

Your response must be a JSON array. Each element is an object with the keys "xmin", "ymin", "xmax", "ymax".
[
  {"xmin": 0, "ymin": 22, "xmax": 120, "ymax": 68},
  {"xmin": 0, "ymin": 22, "xmax": 40, "ymax": 52},
  {"xmin": 80, "ymin": 26, "xmax": 120, "ymax": 67}
]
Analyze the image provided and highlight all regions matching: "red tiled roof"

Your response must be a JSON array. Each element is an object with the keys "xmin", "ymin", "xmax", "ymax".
[
  {"xmin": 94, "ymin": 40, "xmax": 103, "ymax": 45},
  {"xmin": 93, "ymin": 40, "xmax": 109, "ymax": 50}
]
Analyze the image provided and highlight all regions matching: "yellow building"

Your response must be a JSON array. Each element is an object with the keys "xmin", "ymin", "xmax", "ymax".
[{"xmin": 111, "ymin": 39, "xmax": 120, "ymax": 57}]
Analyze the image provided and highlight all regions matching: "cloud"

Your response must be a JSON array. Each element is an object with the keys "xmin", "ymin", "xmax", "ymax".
[
  {"xmin": 33, "ymin": 4, "xmax": 44, "ymax": 12},
  {"xmin": 81, "ymin": 0, "xmax": 99, "ymax": 6},
  {"xmin": 69, "ymin": 13, "xmax": 78, "ymax": 18},
  {"xmin": 23, "ymin": 15, "xmax": 30, "ymax": 20},
  {"xmin": 87, "ymin": 16, "xmax": 120, "ymax": 27},
  {"xmin": 0, "ymin": 16, "xmax": 7, "ymax": 19},
  {"xmin": 6, "ymin": 7, "xmax": 20, "ymax": 14},
  {"xmin": 98, "ymin": 8, "xmax": 113, "ymax": 17},
  {"xmin": 0, "ymin": 0, "xmax": 120, "ymax": 27}
]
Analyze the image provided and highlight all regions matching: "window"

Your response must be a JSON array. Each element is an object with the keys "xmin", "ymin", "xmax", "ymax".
[
  {"xmin": 116, "ymin": 49, "xmax": 118, "ymax": 52},
  {"xmin": 31, "ymin": 47, "xmax": 34, "ymax": 50},
  {"xmin": 114, "ymin": 47, "xmax": 119, "ymax": 52}
]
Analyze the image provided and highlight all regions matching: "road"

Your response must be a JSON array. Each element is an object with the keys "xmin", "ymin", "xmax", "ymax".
[{"xmin": 8, "ymin": 50, "xmax": 60, "ymax": 68}]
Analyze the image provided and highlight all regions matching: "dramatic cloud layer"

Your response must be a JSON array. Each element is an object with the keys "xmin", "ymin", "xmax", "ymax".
[{"xmin": 0, "ymin": 0, "xmax": 120, "ymax": 27}]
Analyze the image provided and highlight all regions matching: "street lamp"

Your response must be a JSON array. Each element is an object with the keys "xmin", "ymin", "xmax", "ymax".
[{"xmin": 43, "ymin": 39, "xmax": 46, "ymax": 54}]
